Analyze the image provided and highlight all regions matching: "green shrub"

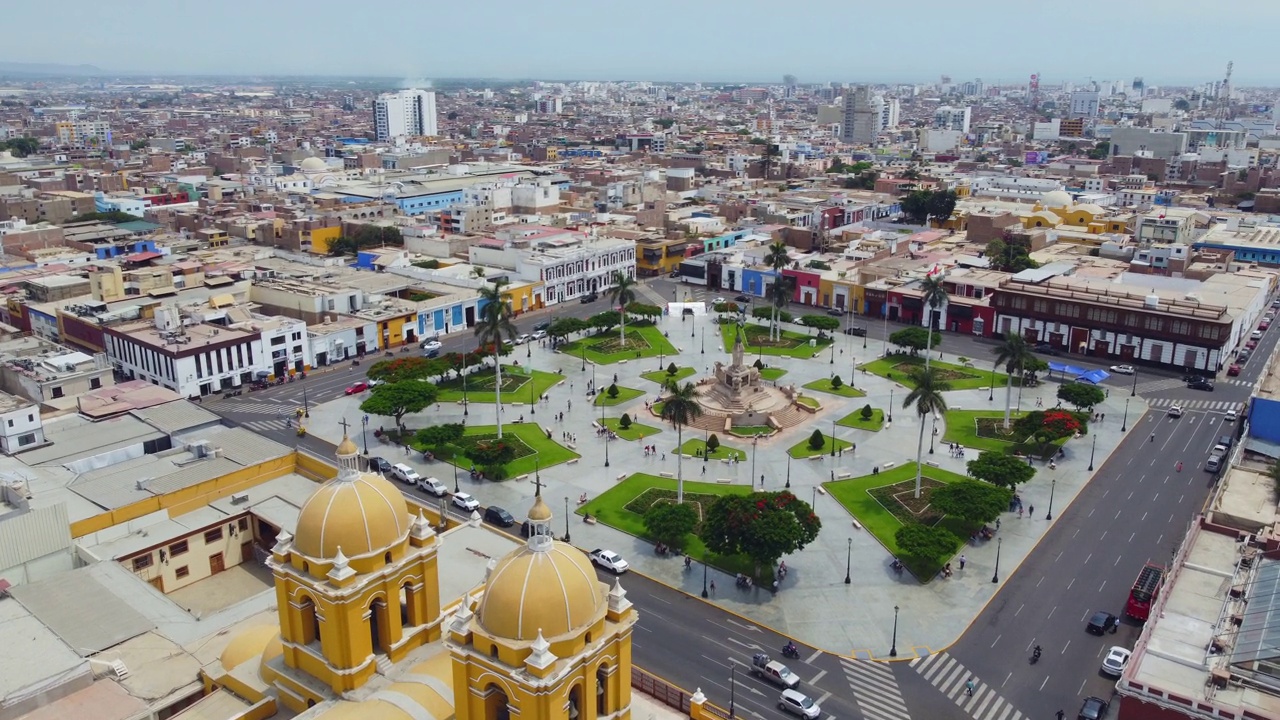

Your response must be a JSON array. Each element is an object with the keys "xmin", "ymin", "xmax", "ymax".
[
  {"xmin": 860, "ymin": 404, "xmax": 874, "ymax": 420},
  {"xmin": 607, "ymin": 383, "xmax": 619, "ymax": 398},
  {"xmin": 753, "ymin": 358, "xmax": 764, "ymax": 369},
  {"xmin": 831, "ymin": 375, "xmax": 844, "ymax": 389},
  {"xmin": 667, "ymin": 362, "xmax": 678, "ymax": 375},
  {"xmin": 808, "ymin": 429, "xmax": 825, "ymax": 450},
  {"xmin": 707, "ymin": 433, "xmax": 720, "ymax": 453},
  {"xmin": 619, "ymin": 413, "xmax": 632, "ymax": 429}
]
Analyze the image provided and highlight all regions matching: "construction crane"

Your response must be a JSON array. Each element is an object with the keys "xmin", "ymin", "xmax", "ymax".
[{"xmin": 1217, "ymin": 60, "xmax": 1233, "ymax": 127}]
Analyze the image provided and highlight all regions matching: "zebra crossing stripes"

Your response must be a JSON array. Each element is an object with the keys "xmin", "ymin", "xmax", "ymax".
[
  {"xmin": 1134, "ymin": 378, "xmax": 1187, "ymax": 393},
  {"xmin": 838, "ymin": 658, "xmax": 910, "ymax": 720},
  {"xmin": 242, "ymin": 419, "xmax": 292, "ymax": 433},
  {"xmin": 909, "ymin": 653, "xmax": 1024, "ymax": 720},
  {"xmin": 1146, "ymin": 398, "xmax": 1240, "ymax": 412},
  {"xmin": 205, "ymin": 400, "xmax": 291, "ymax": 415}
]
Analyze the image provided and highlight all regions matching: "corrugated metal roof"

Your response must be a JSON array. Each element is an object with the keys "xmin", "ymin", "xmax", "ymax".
[
  {"xmin": 147, "ymin": 457, "xmax": 241, "ymax": 495},
  {"xmin": 10, "ymin": 566, "xmax": 153, "ymax": 655},
  {"xmin": 0, "ymin": 504, "xmax": 71, "ymax": 570},
  {"xmin": 169, "ymin": 688, "xmax": 254, "ymax": 720},
  {"xmin": 22, "ymin": 415, "xmax": 162, "ymax": 467},
  {"xmin": 130, "ymin": 401, "xmax": 223, "ymax": 435},
  {"xmin": 184, "ymin": 426, "xmax": 291, "ymax": 467}
]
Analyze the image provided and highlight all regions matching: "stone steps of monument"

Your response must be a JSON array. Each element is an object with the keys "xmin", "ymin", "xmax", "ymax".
[{"xmin": 769, "ymin": 404, "xmax": 809, "ymax": 429}]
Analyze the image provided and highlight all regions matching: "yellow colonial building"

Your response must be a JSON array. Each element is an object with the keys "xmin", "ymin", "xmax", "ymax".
[{"xmin": 202, "ymin": 434, "xmax": 638, "ymax": 720}]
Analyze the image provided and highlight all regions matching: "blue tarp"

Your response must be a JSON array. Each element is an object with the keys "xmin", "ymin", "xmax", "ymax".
[
  {"xmin": 1074, "ymin": 369, "xmax": 1111, "ymax": 385},
  {"xmin": 1048, "ymin": 361, "xmax": 1089, "ymax": 376}
]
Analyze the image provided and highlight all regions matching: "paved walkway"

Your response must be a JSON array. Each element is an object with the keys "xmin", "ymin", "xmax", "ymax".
[{"xmin": 301, "ymin": 313, "xmax": 1146, "ymax": 659}]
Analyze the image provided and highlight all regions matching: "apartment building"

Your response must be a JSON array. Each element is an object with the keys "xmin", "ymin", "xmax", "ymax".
[{"xmin": 373, "ymin": 89, "xmax": 438, "ymax": 141}]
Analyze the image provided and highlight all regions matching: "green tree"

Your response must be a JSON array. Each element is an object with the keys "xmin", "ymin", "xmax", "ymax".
[
  {"xmin": 619, "ymin": 413, "xmax": 632, "ymax": 429},
  {"xmin": 467, "ymin": 440, "xmax": 517, "ymax": 479},
  {"xmin": 808, "ymin": 428, "xmax": 826, "ymax": 450},
  {"xmin": 831, "ymin": 374, "xmax": 843, "ymax": 389},
  {"xmin": 659, "ymin": 381, "xmax": 704, "ymax": 503},
  {"xmin": 927, "ymin": 190, "xmax": 958, "ymax": 225},
  {"xmin": 904, "ymin": 367, "xmax": 951, "ymax": 498},
  {"xmin": 1173, "ymin": 98, "xmax": 1191, "ymax": 111},
  {"xmin": 360, "ymin": 381, "xmax": 439, "ymax": 430},
  {"xmin": 764, "ymin": 242, "xmax": 791, "ymax": 341},
  {"xmin": 666, "ymin": 362, "xmax": 679, "ymax": 376},
  {"xmin": 474, "ymin": 279, "xmax": 517, "ymax": 438},
  {"xmin": 607, "ymin": 383, "xmax": 620, "ymax": 399},
  {"xmin": 625, "ymin": 302, "xmax": 662, "ymax": 323},
  {"xmin": 860, "ymin": 404, "xmax": 874, "ymax": 420},
  {"xmin": 919, "ymin": 273, "xmax": 948, "ymax": 371},
  {"xmin": 929, "ymin": 479, "xmax": 1011, "ymax": 527},
  {"xmin": 643, "ymin": 502, "xmax": 698, "ymax": 550},
  {"xmin": 894, "ymin": 524, "xmax": 961, "ymax": 564},
  {"xmin": 588, "ymin": 310, "xmax": 622, "ymax": 333},
  {"xmin": 1087, "ymin": 141, "xmax": 1111, "ymax": 160},
  {"xmin": 986, "ymin": 232, "xmax": 1040, "ymax": 273},
  {"xmin": 1057, "ymin": 382, "xmax": 1106, "ymax": 411},
  {"xmin": 993, "ymin": 332, "xmax": 1033, "ymax": 430},
  {"xmin": 547, "ymin": 317, "xmax": 587, "ymax": 343},
  {"xmin": 67, "ymin": 210, "xmax": 139, "ymax": 224},
  {"xmin": 799, "ymin": 314, "xmax": 840, "ymax": 331},
  {"xmin": 966, "ymin": 451, "xmax": 1037, "ymax": 488},
  {"xmin": 706, "ymin": 433, "xmax": 720, "ymax": 453},
  {"xmin": 889, "ymin": 326, "xmax": 940, "ymax": 355},
  {"xmin": 0, "ymin": 137, "xmax": 39, "ymax": 157},
  {"xmin": 753, "ymin": 305, "xmax": 791, "ymax": 322},
  {"xmin": 900, "ymin": 190, "xmax": 932, "ymax": 224},
  {"xmin": 607, "ymin": 271, "xmax": 638, "ymax": 343},
  {"xmin": 415, "ymin": 423, "xmax": 465, "ymax": 453},
  {"xmin": 368, "ymin": 356, "xmax": 449, "ymax": 383},
  {"xmin": 700, "ymin": 491, "xmax": 821, "ymax": 576}
]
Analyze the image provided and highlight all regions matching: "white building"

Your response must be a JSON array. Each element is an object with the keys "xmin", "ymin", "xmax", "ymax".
[
  {"xmin": 933, "ymin": 106, "xmax": 972, "ymax": 133},
  {"xmin": 1070, "ymin": 91, "xmax": 1100, "ymax": 118},
  {"xmin": 0, "ymin": 392, "xmax": 44, "ymax": 454},
  {"xmin": 879, "ymin": 98, "xmax": 900, "ymax": 131},
  {"xmin": 840, "ymin": 86, "xmax": 879, "ymax": 144},
  {"xmin": 374, "ymin": 89, "xmax": 439, "ymax": 141},
  {"xmin": 469, "ymin": 226, "xmax": 637, "ymax": 306},
  {"xmin": 536, "ymin": 98, "xmax": 563, "ymax": 114}
]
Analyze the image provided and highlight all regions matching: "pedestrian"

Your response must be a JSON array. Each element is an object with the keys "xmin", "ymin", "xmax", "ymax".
[
  {"xmin": 661, "ymin": 453, "xmax": 666, "ymax": 460},
  {"xmin": 959, "ymin": 554, "xmax": 966, "ymax": 570},
  {"xmin": 1029, "ymin": 504, "xmax": 1035, "ymax": 516},
  {"xmin": 1101, "ymin": 413, "xmax": 1105, "ymax": 422},
  {"xmin": 709, "ymin": 579, "xmax": 716, "ymax": 593},
  {"xmin": 701, "ymin": 465, "xmax": 706, "ymax": 475},
  {"xmin": 1056, "ymin": 711, "xmax": 1065, "ymax": 720},
  {"xmin": 1018, "ymin": 506, "xmax": 1024, "ymax": 519},
  {"xmin": 965, "ymin": 679, "xmax": 975, "ymax": 696},
  {"xmin": 1150, "ymin": 432, "xmax": 1155, "ymax": 442}
]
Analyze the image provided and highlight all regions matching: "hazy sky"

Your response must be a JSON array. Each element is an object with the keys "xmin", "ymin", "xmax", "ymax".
[{"xmin": 9, "ymin": 0, "xmax": 1278, "ymax": 86}]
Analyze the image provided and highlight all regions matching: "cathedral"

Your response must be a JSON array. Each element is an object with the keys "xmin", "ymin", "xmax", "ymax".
[{"xmin": 203, "ymin": 431, "xmax": 637, "ymax": 720}]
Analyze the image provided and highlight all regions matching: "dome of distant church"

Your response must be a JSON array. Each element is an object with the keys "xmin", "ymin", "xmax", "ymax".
[
  {"xmin": 293, "ymin": 435, "xmax": 410, "ymax": 560},
  {"xmin": 1040, "ymin": 189, "xmax": 1072, "ymax": 208},
  {"xmin": 299, "ymin": 156, "xmax": 328, "ymax": 173}
]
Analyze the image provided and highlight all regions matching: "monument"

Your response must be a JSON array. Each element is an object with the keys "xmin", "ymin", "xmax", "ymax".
[{"xmin": 686, "ymin": 327, "xmax": 807, "ymax": 432}]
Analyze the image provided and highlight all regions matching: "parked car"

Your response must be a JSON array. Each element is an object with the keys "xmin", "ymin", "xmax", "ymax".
[
  {"xmin": 844, "ymin": 326, "xmax": 867, "ymax": 336},
  {"xmin": 1252, "ymin": 329, "xmax": 1264, "ymax": 340},
  {"xmin": 778, "ymin": 689, "xmax": 822, "ymax": 719},
  {"xmin": 418, "ymin": 477, "xmax": 448, "ymax": 497},
  {"xmin": 390, "ymin": 463, "xmax": 421, "ymax": 485},
  {"xmin": 530, "ymin": 329, "xmax": 547, "ymax": 340},
  {"xmin": 1109, "ymin": 365, "xmax": 1135, "ymax": 375},
  {"xmin": 711, "ymin": 297, "xmax": 726, "ymax": 305},
  {"xmin": 1188, "ymin": 378, "xmax": 1215, "ymax": 391},
  {"xmin": 1211, "ymin": 443, "xmax": 1230, "ymax": 457},
  {"xmin": 589, "ymin": 549, "xmax": 629, "ymax": 574},
  {"xmin": 513, "ymin": 333, "xmax": 531, "ymax": 345},
  {"xmin": 452, "ymin": 492, "xmax": 480, "ymax": 511},
  {"xmin": 1246, "ymin": 339, "xmax": 1259, "ymax": 351},
  {"xmin": 1225, "ymin": 408, "xmax": 1239, "ymax": 423},
  {"xmin": 1228, "ymin": 364, "xmax": 1242, "ymax": 376},
  {"xmin": 1262, "ymin": 321, "xmax": 1272, "ymax": 331},
  {"xmin": 533, "ymin": 320, "xmax": 551, "ymax": 332},
  {"xmin": 421, "ymin": 339, "xmax": 442, "ymax": 352},
  {"xmin": 734, "ymin": 294, "xmax": 751, "ymax": 303},
  {"xmin": 1087, "ymin": 610, "xmax": 1119, "ymax": 635},
  {"xmin": 1078, "ymin": 696, "xmax": 1109, "ymax": 720},
  {"xmin": 425, "ymin": 348, "xmax": 440, "ymax": 358},
  {"xmin": 1034, "ymin": 343, "xmax": 1061, "ymax": 355},
  {"xmin": 345, "ymin": 381, "xmax": 370, "ymax": 395},
  {"xmin": 1168, "ymin": 405, "xmax": 1185, "ymax": 418},
  {"xmin": 580, "ymin": 293, "xmax": 598, "ymax": 304},
  {"xmin": 368, "ymin": 456, "xmax": 392, "ymax": 474},
  {"xmin": 484, "ymin": 506, "xmax": 515, "ymax": 527},
  {"xmin": 1206, "ymin": 454, "xmax": 1224, "ymax": 472},
  {"xmin": 1101, "ymin": 647, "xmax": 1131, "ymax": 677},
  {"xmin": 826, "ymin": 308, "xmax": 843, "ymax": 316}
]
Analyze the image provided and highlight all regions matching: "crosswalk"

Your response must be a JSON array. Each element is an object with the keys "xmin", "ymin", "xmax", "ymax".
[
  {"xmin": 1146, "ymin": 398, "xmax": 1240, "ymax": 412},
  {"xmin": 909, "ymin": 653, "xmax": 1024, "ymax": 720},
  {"xmin": 1135, "ymin": 377, "xmax": 1251, "ymax": 394},
  {"xmin": 204, "ymin": 400, "xmax": 292, "ymax": 415},
  {"xmin": 241, "ymin": 419, "xmax": 292, "ymax": 433},
  {"xmin": 838, "ymin": 658, "xmax": 910, "ymax": 720}
]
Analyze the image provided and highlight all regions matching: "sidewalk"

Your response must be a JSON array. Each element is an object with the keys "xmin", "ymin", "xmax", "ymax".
[{"xmin": 301, "ymin": 313, "xmax": 1145, "ymax": 658}]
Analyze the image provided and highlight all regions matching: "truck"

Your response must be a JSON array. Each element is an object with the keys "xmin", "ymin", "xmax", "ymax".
[
  {"xmin": 1125, "ymin": 563, "xmax": 1166, "ymax": 622},
  {"xmin": 751, "ymin": 654, "xmax": 800, "ymax": 689}
]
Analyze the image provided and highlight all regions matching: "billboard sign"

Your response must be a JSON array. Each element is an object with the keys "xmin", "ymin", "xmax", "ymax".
[{"xmin": 1024, "ymin": 151, "xmax": 1048, "ymax": 165}]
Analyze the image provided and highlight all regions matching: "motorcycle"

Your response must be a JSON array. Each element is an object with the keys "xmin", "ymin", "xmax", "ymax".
[
  {"xmin": 1031, "ymin": 646, "xmax": 1042, "ymax": 664},
  {"xmin": 781, "ymin": 643, "xmax": 800, "ymax": 660}
]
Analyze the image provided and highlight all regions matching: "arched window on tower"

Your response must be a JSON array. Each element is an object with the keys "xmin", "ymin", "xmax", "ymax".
[
  {"xmin": 596, "ymin": 664, "xmax": 610, "ymax": 715},
  {"xmin": 298, "ymin": 596, "xmax": 320, "ymax": 646}
]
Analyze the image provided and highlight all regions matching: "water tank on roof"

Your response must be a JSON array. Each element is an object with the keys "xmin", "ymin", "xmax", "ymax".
[
  {"xmin": 447, "ymin": 164, "xmax": 470, "ymax": 176},
  {"xmin": 1145, "ymin": 292, "xmax": 1160, "ymax": 309}
]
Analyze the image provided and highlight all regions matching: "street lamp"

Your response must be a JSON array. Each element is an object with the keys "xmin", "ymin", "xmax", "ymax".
[
  {"xmin": 785, "ymin": 454, "xmax": 791, "ymax": 489},
  {"xmin": 530, "ymin": 371, "xmax": 536, "ymax": 416},
  {"xmin": 1088, "ymin": 433, "xmax": 1097, "ymax": 472},
  {"xmin": 453, "ymin": 462, "xmax": 460, "ymax": 493},
  {"xmin": 581, "ymin": 344, "xmax": 586, "ymax": 371},
  {"xmin": 704, "ymin": 426, "xmax": 709, "ymax": 464},
  {"xmin": 882, "ymin": 311, "xmax": 889, "ymax": 357},
  {"xmin": 889, "ymin": 605, "xmax": 900, "ymax": 657},
  {"xmin": 729, "ymin": 661, "xmax": 737, "ymax": 720},
  {"xmin": 929, "ymin": 414, "xmax": 936, "ymax": 454},
  {"xmin": 888, "ymin": 387, "xmax": 894, "ymax": 423},
  {"xmin": 1046, "ymin": 477, "xmax": 1056, "ymax": 520},
  {"xmin": 462, "ymin": 367, "xmax": 469, "ymax": 417},
  {"xmin": 830, "ymin": 420, "xmax": 837, "ymax": 457},
  {"xmin": 991, "ymin": 536, "xmax": 1002, "ymax": 584},
  {"xmin": 701, "ymin": 326, "xmax": 705, "ymax": 354},
  {"xmin": 830, "ymin": 338, "xmax": 836, "ymax": 365},
  {"xmin": 302, "ymin": 384, "xmax": 310, "ymax": 418},
  {"xmin": 751, "ymin": 437, "xmax": 758, "ymax": 481},
  {"xmin": 1121, "ymin": 397, "xmax": 1130, "ymax": 432},
  {"xmin": 844, "ymin": 537, "xmax": 852, "ymax": 584},
  {"xmin": 1131, "ymin": 369, "xmax": 1138, "ymax": 397},
  {"xmin": 362, "ymin": 414, "xmax": 369, "ymax": 455},
  {"xmin": 564, "ymin": 496, "xmax": 571, "ymax": 543},
  {"xmin": 988, "ymin": 367, "xmax": 995, "ymax": 402},
  {"xmin": 701, "ymin": 561, "xmax": 709, "ymax": 598}
]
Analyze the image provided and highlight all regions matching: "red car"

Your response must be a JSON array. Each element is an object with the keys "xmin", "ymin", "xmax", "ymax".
[
  {"xmin": 1246, "ymin": 339, "xmax": 1259, "ymax": 351},
  {"xmin": 1228, "ymin": 364, "xmax": 1242, "ymax": 376},
  {"xmin": 1262, "ymin": 321, "xmax": 1271, "ymax": 331},
  {"xmin": 345, "ymin": 381, "xmax": 370, "ymax": 395}
]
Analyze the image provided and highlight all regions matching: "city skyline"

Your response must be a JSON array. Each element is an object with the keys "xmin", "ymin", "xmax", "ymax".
[{"xmin": 5, "ymin": 0, "xmax": 1278, "ymax": 87}]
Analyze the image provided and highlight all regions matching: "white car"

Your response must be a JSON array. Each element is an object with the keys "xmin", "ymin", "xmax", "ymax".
[
  {"xmin": 1101, "ymin": 646, "xmax": 1131, "ymax": 677},
  {"xmin": 1225, "ymin": 408, "xmax": 1239, "ymax": 423},
  {"xmin": 711, "ymin": 297, "xmax": 726, "ymax": 305},
  {"xmin": 778, "ymin": 689, "xmax": 822, "ymax": 720},
  {"xmin": 390, "ymin": 463, "xmax": 420, "ymax": 484},
  {"xmin": 421, "ymin": 339, "xmax": 442, "ymax": 352},
  {"xmin": 1109, "ymin": 365, "xmax": 1136, "ymax": 375},
  {"xmin": 513, "ymin": 334, "xmax": 531, "ymax": 345},
  {"xmin": 530, "ymin": 329, "xmax": 547, "ymax": 340},
  {"xmin": 1252, "ymin": 330, "xmax": 1264, "ymax": 340},
  {"xmin": 452, "ymin": 492, "xmax": 480, "ymax": 511},
  {"xmin": 1168, "ymin": 405, "xmax": 1185, "ymax": 418},
  {"xmin": 588, "ymin": 549, "xmax": 629, "ymax": 574},
  {"xmin": 418, "ymin": 476, "xmax": 448, "ymax": 497}
]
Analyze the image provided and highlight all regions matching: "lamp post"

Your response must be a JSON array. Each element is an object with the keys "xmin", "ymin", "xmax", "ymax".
[
  {"xmin": 988, "ymin": 367, "xmax": 996, "ymax": 402},
  {"xmin": 564, "ymin": 496, "xmax": 571, "ymax": 542},
  {"xmin": 844, "ymin": 537, "xmax": 852, "ymax": 584},
  {"xmin": 882, "ymin": 311, "xmax": 889, "ymax": 357},
  {"xmin": 1046, "ymin": 477, "xmax": 1056, "ymax": 520},
  {"xmin": 830, "ymin": 337, "xmax": 836, "ymax": 365},
  {"xmin": 302, "ymin": 384, "xmax": 310, "ymax": 418},
  {"xmin": 751, "ymin": 437, "xmax": 758, "ymax": 482},
  {"xmin": 1131, "ymin": 368, "xmax": 1138, "ymax": 397},
  {"xmin": 888, "ymin": 387, "xmax": 894, "ymax": 423},
  {"xmin": 890, "ymin": 605, "xmax": 900, "ymax": 657},
  {"xmin": 601, "ymin": 398, "xmax": 610, "ymax": 468},
  {"xmin": 785, "ymin": 454, "xmax": 791, "ymax": 489},
  {"xmin": 362, "ymin": 414, "xmax": 369, "ymax": 455},
  {"xmin": 929, "ymin": 414, "xmax": 936, "ymax": 454},
  {"xmin": 453, "ymin": 462, "xmax": 460, "ymax": 493},
  {"xmin": 530, "ymin": 370, "xmax": 536, "ymax": 416},
  {"xmin": 729, "ymin": 661, "xmax": 737, "ymax": 720},
  {"xmin": 830, "ymin": 420, "xmax": 837, "ymax": 457},
  {"xmin": 704, "ymin": 426, "xmax": 709, "ymax": 464},
  {"xmin": 658, "ymin": 347, "xmax": 664, "ymax": 372},
  {"xmin": 1088, "ymin": 433, "xmax": 1097, "ymax": 472},
  {"xmin": 1121, "ymin": 397, "xmax": 1130, "ymax": 432},
  {"xmin": 701, "ymin": 326, "xmax": 705, "ymax": 354},
  {"xmin": 526, "ymin": 339, "xmax": 531, "ymax": 359},
  {"xmin": 581, "ymin": 344, "xmax": 586, "ymax": 371},
  {"xmin": 991, "ymin": 536, "xmax": 1002, "ymax": 584},
  {"xmin": 462, "ymin": 367, "xmax": 469, "ymax": 417},
  {"xmin": 701, "ymin": 561, "xmax": 709, "ymax": 598}
]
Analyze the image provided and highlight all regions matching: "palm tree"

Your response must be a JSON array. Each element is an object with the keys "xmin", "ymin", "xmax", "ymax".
[
  {"xmin": 607, "ymin": 271, "xmax": 637, "ymax": 344},
  {"xmin": 903, "ymin": 366, "xmax": 951, "ymax": 498},
  {"xmin": 992, "ymin": 332, "xmax": 1032, "ymax": 430},
  {"xmin": 659, "ymin": 381, "xmax": 704, "ymax": 503},
  {"xmin": 919, "ymin": 274, "xmax": 947, "ymax": 371},
  {"xmin": 474, "ymin": 278, "xmax": 517, "ymax": 439},
  {"xmin": 764, "ymin": 242, "xmax": 790, "ymax": 342},
  {"xmin": 768, "ymin": 275, "xmax": 794, "ymax": 345}
]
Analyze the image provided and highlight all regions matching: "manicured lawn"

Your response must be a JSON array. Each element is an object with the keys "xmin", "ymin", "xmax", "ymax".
[
  {"xmin": 435, "ymin": 366, "xmax": 564, "ymax": 404},
  {"xmin": 641, "ymin": 367, "xmax": 696, "ymax": 385},
  {"xmin": 411, "ymin": 422, "xmax": 579, "ymax": 478},
  {"xmin": 837, "ymin": 408, "xmax": 885, "ymax": 432},
  {"xmin": 824, "ymin": 463, "xmax": 972, "ymax": 580},
  {"xmin": 802, "ymin": 378, "xmax": 867, "ymax": 398},
  {"xmin": 678, "ymin": 438, "xmax": 746, "ymax": 461},
  {"xmin": 594, "ymin": 385, "xmax": 645, "ymax": 406},
  {"xmin": 759, "ymin": 367, "xmax": 788, "ymax": 381},
  {"xmin": 730, "ymin": 425, "xmax": 775, "ymax": 437},
  {"xmin": 720, "ymin": 323, "xmax": 832, "ymax": 359},
  {"xmin": 577, "ymin": 473, "xmax": 763, "ymax": 579},
  {"xmin": 788, "ymin": 435, "xmax": 854, "ymax": 458},
  {"xmin": 941, "ymin": 409, "xmax": 1029, "ymax": 453},
  {"xmin": 601, "ymin": 417, "xmax": 661, "ymax": 441},
  {"xmin": 860, "ymin": 355, "xmax": 1011, "ymax": 391},
  {"xmin": 796, "ymin": 396, "xmax": 821, "ymax": 410},
  {"xmin": 559, "ymin": 324, "xmax": 679, "ymax": 365}
]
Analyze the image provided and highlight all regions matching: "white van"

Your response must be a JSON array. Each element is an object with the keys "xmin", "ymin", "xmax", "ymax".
[
  {"xmin": 1206, "ymin": 455, "xmax": 1224, "ymax": 473},
  {"xmin": 390, "ymin": 463, "xmax": 421, "ymax": 484}
]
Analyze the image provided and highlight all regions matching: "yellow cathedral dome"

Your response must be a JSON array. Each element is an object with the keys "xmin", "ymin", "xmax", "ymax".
[
  {"xmin": 479, "ymin": 540, "xmax": 604, "ymax": 641},
  {"xmin": 293, "ymin": 433, "xmax": 410, "ymax": 560}
]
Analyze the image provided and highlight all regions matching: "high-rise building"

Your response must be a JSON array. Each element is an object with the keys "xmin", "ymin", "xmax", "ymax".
[
  {"xmin": 840, "ymin": 85, "xmax": 879, "ymax": 144},
  {"xmin": 1069, "ymin": 91, "xmax": 1100, "ymax": 118},
  {"xmin": 880, "ymin": 98, "xmax": 900, "ymax": 131},
  {"xmin": 933, "ymin": 106, "xmax": 972, "ymax": 133},
  {"xmin": 373, "ymin": 89, "xmax": 438, "ymax": 141}
]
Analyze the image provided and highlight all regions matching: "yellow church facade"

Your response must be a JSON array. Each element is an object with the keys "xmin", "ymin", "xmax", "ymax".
[{"xmin": 200, "ymin": 433, "xmax": 638, "ymax": 720}]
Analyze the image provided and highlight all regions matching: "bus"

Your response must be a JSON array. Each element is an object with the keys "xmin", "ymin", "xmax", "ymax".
[{"xmin": 1125, "ymin": 563, "xmax": 1166, "ymax": 621}]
